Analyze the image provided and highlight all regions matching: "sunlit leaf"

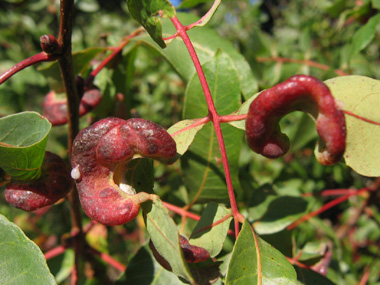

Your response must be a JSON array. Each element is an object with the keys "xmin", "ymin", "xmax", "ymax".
[
  {"xmin": 226, "ymin": 220, "xmax": 297, "ymax": 284},
  {"xmin": 325, "ymin": 75, "xmax": 380, "ymax": 176},
  {"xmin": 168, "ymin": 119, "xmax": 206, "ymax": 158},
  {"xmin": 190, "ymin": 202, "xmax": 232, "ymax": 257},
  {"xmin": 181, "ymin": 50, "xmax": 242, "ymax": 204}
]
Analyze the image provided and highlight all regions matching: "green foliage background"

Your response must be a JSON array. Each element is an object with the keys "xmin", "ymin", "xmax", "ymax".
[{"xmin": 1, "ymin": 0, "xmax": 380, "ymax": 284}]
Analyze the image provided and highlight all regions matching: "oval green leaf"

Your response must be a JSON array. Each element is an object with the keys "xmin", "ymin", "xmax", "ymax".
[
  {"xmin": 325, "ymin": 75, "xmax": 380, "ymax": 176},
  {"xmin": 116, "ymin": 245, "xmax": 180, "ymax": 284},
  {"xmin": 135, "ymin": 12, "xmax": 258, "ymax": 99},
  {"xmin": 142, "ymin": 198, "xmax": 194, "ymax": 283},
  {"xmin": 225, "ymin": 220, "xmax": 297, "ymax": 284},
  {"xmin": 0, "ymin": 214, "xmax": 56, "ymax": 284},
  {"xmin": 189, "ymin": 202, "xmax": 232, "ymax": 258},
  {"xmin": 168, "ymin": 118, "xmax": 206, "ymax": 158},
  {"xmin": 181, "ymin": 51, "xmax": 242, "ymax": 204},
  {"xmin": 126, "ymin": 0, "xmax": 176, "ymax": 48},
  {"xmin": 0, "ymin": 111, "xmax": 51, "ymax": 180}
]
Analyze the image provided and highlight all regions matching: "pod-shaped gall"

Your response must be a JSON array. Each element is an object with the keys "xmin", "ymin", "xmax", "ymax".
[
  {"xmin": 246, "ymin": 75, "xmax": 346, "ymax": 165},
  {"xmin": 149, "ymin": 235, "xmax": 210, "ymax": 271},
  {"xmin": 5, "ymin": 151, "xmax": 72, "ymax": 211},
  {"xmin": 43, "ymin": 88, "xmax": 102, "ymax": 126},
  {"xmin": 71, "ymin": 117, "xmax": 177, "ymax": 226}
]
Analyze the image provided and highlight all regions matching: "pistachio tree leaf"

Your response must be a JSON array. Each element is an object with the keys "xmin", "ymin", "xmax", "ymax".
[
  {"xmin": 189, "ymin": 202, "xmax": 232, "ymax": 258},
  {"xmin": 116, "ymin": 245, "xmax": 180, "ymax": 284},
  {"xmin": 168, "ymin": 119, "xmax": 206, "ymax": 158},
  {"xmin": 126, "ymin": 0, "xmax": 176, "ymax": 48},
  {"xmin": 181, "ymin": 0, "xmax": 221, "ymax": 27},
  {"xmin": 134, "ymin": 12, "xmax": 257, "ymax": 99},
  {"xmin": 123, "ymin": 158, "xmax": 154, "ymax": 194},
  {"xmin": 0, "ymin": 112, "xmax": 51, "ymax": 181},
  {"xmin": 142, "ymin": 198, "xmax": 194, "ymax": 283},
  {"xmin": 0, "ymin": 214, "xmax": 56, "ymax": 284},
  {"xmin": 225, "ymin": 220, "xmax": 297, "ymax": 284},
  {"xmin": 181, "ymin": 50, "xmax": 242, "ymax": 204},
  {"xmin": 325, "ymin": 75, "xmax": 380, "ymax": 176},
  {"xmin": 348, "ymin": 13, "xmax": 380, "ymax": 59}
]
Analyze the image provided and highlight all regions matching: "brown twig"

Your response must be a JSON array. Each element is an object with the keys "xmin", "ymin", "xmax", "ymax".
[{"xmin": 57, "ymin": 1, "xmax": 84, "ymax": 283}]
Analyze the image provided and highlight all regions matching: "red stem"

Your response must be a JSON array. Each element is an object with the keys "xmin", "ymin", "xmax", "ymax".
[
  {"xmin": 287, "ymin": 188, "xmax": 370, "ymax": 230},
  {"xmin": 191, "ymin": 213, "xmax": 232, "ymax": 237},
  {"xmin": 0, "ymin": 52, "xmax": 57, "ymax": 85},
  {"xmin": 302, "ymin": 188, "xmax": 362, "ymax": 197},
  {"xmin": 170, "ymin": 16, "xmax": 240, "ymax": 238},
  {"xmin": 343, "ymin": 110, "xmax": 380, "ymax": 126},
  {"xmin": 163, "ymin": 201, "xmax": 201, "ymax": 221},
  {"xmin": 359, "ymin": 266, "xmax": 371, "ymax": 285},
  {"xmin": 84, "ymin": 27, "xmax": 144, "ymax": 88},
  {"xmin": 44, "ymin": 245, "xmax": 67, "ymax": 260},
  {"xmin": 88, "ymin": 248, "xmax": 126, "ymax": 272}
]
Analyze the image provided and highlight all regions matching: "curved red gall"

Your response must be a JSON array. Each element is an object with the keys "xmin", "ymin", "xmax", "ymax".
[
  {"xmin": 71, "ymin": 117, "xmax": 177, "ymax": 226},
  {"xmin": 5, "ymin": 151, "xmax": 72, "ymax": 211},
  {"xmin": 43, "ymin": 88, "xmax": 102, "ymax": 126},
  {"xmin": 246, "ymin": 75, "xmax": 346, "ymax": 165}
]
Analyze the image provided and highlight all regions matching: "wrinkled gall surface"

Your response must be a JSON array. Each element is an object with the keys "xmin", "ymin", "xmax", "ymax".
[
  {"xmin": 43, "ymin": 88, "xmax": 102, "ymax": 126},
  {"xmin": 5, "ymin": 151, "xmax": 72, "ymax": 211},
  {"xmin": 246, "ymin": 75, "xmax": 346, "ymax": 165},
  {"xmin": 71, "ymin": 117, "xmax": 177, "ymax": 226}
]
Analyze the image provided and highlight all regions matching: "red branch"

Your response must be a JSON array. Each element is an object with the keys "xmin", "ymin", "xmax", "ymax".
[
  {"xmin": 170, "ymin": 16, "xmax": 241, "ymax": 238},
  {"xmin": 287, "ymin": 187, "xmax": 370, "ymax": 230},
  {"xmin": 84, "ymin": 27, "xmax": 144, "ymax": 88},
  {"xmin": 0, "ymin": 52, "xmax": 57, "ymax": 85},
  {"xmin": 44, "ymin": 245, "xmax": 67, "ymax": 260},
  {"xmin": 302, "ymin": 188, "xmax": 363, "ymax": 197},
  {"xmin": 88, "ymin": 248, "xmax": 126, "ymax": 272},
  {"xmin": 163, "ymin": 201, "xmax": 201, "ymax": 221}
]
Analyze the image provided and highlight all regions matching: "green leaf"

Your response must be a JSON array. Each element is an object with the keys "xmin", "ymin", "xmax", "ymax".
[
  {"xmin": 0, "ymin": 214, "xmax": 56, "ymax": 284},
  {"xmin": 168, "ymin": 119, "xmax": 206, "ymax": 157},
  {"xmin": 348, "ymin": 13, "xmax": 380, "ymax": 59},
  {"xmin": 126, "ymin": 0, "xmax": 176, "ymax": 48},
  {"xmin": 0, "ymin": 112, "xmax": 51, "ymax": 181},
  {"xmin": 117, "ymin": 245, "xmax": 180, "ymax": 284},
  {"xmin": 142, "ymin": 198, "xmax": 194, "ymax": 283},
  {"xmin": 252, "ymin": 196, "xmax": 309, "ymax": 235},
  {"xmin": 123, "ymin": 158, "xmax": 155, "ymax": 194},
  {"xmin": 0, "ymin": 86, "xmax": 23, "ymax": 116},
  {"xmin": 46, "ymin": 249, "xmax": 74, "ymax": 284},
  {"xmin": 227, "ymin": 91, "xmax": 261, "ymax": 130},
  {"xmin": 295, "ymin": 266, "xmax": 335, "ymax": 285},
  {"xmin": 179, "ymin": 0, "xmax": 215, "ymax": 9},
  {"xmin": 181, "ymin": 51, "xmax": 242, "ymax": 204},
  {"xmin": 38, "ymin": 47, "xmax": 105, "ymax": 92},
  {"xmin": 225, "ymin": 220, "xmax": 297, "ymax": 284},
  {"xmin": 286, "ymin": 113, "xmax": 318, "ymax": 152},
  {"xmin": 135, "ymin": 13, "xmax": 257, "ymax": 99},
  {"xmin": 325, "ymin": 76, "xmax": 380, "ymax": 176},
  {"xmin": 181, "ymin": 0, "xmax": 221, "ymax": 28},
  {"xmin": 189, "ymin": 202, "xmax": 232, "ymax": 258},
  {"xmin": 372, "ymin": 0, "xmax": 380, "ymax": 9}
]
